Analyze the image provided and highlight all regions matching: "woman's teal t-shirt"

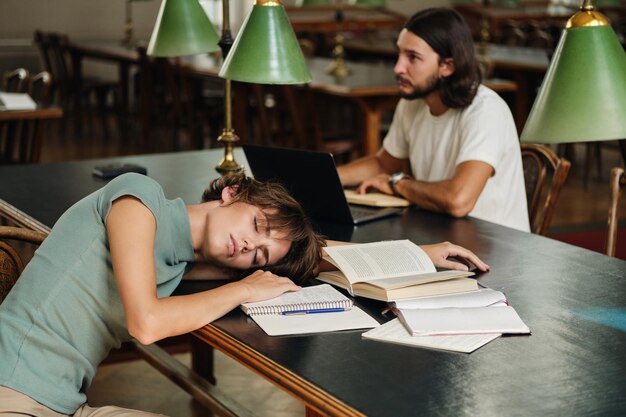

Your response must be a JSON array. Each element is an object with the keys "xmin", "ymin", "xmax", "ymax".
[{"xmin": 0, "ymin": 173, "xmax": 194, "ymax": 414}]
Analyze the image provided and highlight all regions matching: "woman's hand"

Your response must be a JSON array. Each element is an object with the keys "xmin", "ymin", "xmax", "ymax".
[
  {"xmin": 420, "ymin": 241, "xmax": 489, "ymax": 272},
  {"xmin": 239, "ymin": 270, "xmax": 301, "ymax": 303}
]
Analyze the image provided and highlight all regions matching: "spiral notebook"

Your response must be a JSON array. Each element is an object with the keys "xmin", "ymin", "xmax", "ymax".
[{"xmin": 240, "ymin": 284, "xmax": 379, "ymax": 336}]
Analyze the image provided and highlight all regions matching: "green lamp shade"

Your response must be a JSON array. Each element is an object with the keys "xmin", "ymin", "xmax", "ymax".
[
  {"xmin": 520, "ymin": 25, "xmax": 626, "ymax": 144},
  {"xmin": 219, "ymin": 4, "xmax": 312, "ymax": 84},
  {"xmin": 147, "ymin": 0, "xmax": 220, "ymax": 57}
]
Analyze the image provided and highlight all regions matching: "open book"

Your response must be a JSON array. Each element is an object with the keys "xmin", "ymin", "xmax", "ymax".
[
  {"xmin": 317, "ymin": 240, "xmax": 477, "ymax": 302},
  {"xmin": 240, "ymin": 284, "xmax": 379, "ymax": 336}
]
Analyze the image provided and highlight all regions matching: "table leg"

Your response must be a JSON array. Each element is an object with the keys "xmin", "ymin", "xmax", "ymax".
[
  {"xmin": 355, "ymin": 96, "xmax": 398, "ymax": 156},
  {"xmin": 118, "ymin": 62, "xmax": 130, "ymax": 140},
  {"xmin": 356, "ymin": 99, "xmax": 382, "ymax": 156},
  {"xmin": 191, "ymin": 336, "xmax": 216, "ymax": 385}
]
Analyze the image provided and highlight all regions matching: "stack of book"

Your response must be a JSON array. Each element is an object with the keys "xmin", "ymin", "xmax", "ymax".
[{"xmin": 318, "ymin": 240, "xmax": 530, "ymax": 353}]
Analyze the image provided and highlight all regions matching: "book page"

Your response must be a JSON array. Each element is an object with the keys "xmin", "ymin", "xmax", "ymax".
[
  {"xmin": 362, "ymin": 319, "xmax": 500, "ymax": 353},
  {"xmin": 323, "ymin": 240, "xmax": 436, "ymax": 286},
  {"xmin": 241, "ymin": 284, "xmax": 351, "ymax": 315},
  {"xmin": 251, "ymin": 306, "xmax": 380, "ymax": 336}
]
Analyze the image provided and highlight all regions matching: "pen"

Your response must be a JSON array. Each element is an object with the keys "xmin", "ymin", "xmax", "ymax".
[{"xmin": 281, "ymin": 308, "xmax": 349, "ymax": 316}]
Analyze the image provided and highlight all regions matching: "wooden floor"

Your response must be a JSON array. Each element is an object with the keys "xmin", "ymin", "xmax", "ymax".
[{"xmin": 33, "ymin": 115, "xmax": 626, "ymax": 417}]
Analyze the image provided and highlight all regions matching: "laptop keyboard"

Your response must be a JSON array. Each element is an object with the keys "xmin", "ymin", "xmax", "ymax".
[{"xmin": 349, "ymin": 205, "xmax": 382, "ymax": 220}]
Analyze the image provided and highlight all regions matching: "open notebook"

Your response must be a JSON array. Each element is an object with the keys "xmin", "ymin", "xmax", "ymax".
[{"xmin": 240, "ymin": 284, "xmax": 379, "ymax": 336}]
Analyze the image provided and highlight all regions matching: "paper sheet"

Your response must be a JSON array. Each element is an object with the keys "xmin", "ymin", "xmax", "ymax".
[{"xmin": 362, "ymin": 318, "xmax": 500, "ymax": 353}]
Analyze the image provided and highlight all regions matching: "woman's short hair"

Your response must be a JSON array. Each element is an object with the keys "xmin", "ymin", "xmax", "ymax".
[
  {"xmin": 202, "ymin": 173, "xmax": 325, "ymax": 283},
  {"xmin": 404, "ymin": 7, "xmax": 481, "ymax": 108}
]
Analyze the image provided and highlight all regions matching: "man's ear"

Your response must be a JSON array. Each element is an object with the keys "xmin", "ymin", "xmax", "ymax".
[
  {"xmin": 220, "ymin": 185, "xmax": 239, "ymax": 204},
  {"xmin": 439, "ymin": 57, "xmax": 455, "ymax": 78}
]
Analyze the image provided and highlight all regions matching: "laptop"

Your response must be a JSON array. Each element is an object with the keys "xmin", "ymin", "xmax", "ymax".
[{"xmin": 243, "ymin": 145, "xmax": 404, "ymax": 225}]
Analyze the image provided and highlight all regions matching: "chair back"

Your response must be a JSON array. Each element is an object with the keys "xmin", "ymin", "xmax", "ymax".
[
  {"xmin": 2, "ymin": 68, "xmax": 29, "ymax": 92},
  {"xmin": 26, "ymin": 71, "xmax": 53, "ymax": 106},
  {"xmin": 605, "ymin": 167, "xmax": 625, "ymax": 257},
  {"xmin": 0, "ymin": 226, "xmax": 47, "ymax": 303},
  {"xmin": 521, "ymin": 143, "xmax": 571, "ymax": 235}
]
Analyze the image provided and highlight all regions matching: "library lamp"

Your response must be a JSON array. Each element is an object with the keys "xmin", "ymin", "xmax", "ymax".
[
  {"xmin": 520, "ymin": 0, "xmax": 626, "ymax": 145},
  {"xmin": 216, "ymin": 0, "xmax": 310, "ymax": 174},
  {"xmin": 147, "ymin": 0, "xmax": 219, "ymax": 56},
  {"xmin": 218, "ymin": 0, "xmax": 311, "ymax": 85}
]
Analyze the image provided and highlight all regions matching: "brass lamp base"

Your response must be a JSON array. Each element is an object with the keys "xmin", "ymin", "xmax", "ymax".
[
  {"xmin": 326, "ymin": 34, "xmax": 351, "ymax": 78},
  {"xmin": 215, "ymin": 128, "xmax": 243, "ymax": 175}
]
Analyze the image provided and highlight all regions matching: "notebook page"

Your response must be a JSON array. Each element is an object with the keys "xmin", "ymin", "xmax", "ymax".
[
  {"xmin": 241, "ymin": 284, "xmax": 351, "ymax": 315},
  {"xmin": 251, "ymin": 307, "xmax": 379, "ymax": 336}
]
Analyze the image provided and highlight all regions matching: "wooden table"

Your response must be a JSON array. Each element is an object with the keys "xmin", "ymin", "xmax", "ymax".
[
  {"xmin": 0, "ymin": 106, "xmax": 63, "ymax": 121},
  {"xmin": 0, "ymin": 106, "xmax": 63, "ymax": 163},
  {"xmin": 2, "ymin": 149, "xmax": 626, "ymax": 417},
  {"xmin": 286, "ymin": 5, "xmax": 406, "ymax": 34}
]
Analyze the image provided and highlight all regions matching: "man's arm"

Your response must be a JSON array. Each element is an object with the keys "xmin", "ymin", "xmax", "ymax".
[
  {"xmin": 337, "ymin": 149, "xmax": 406, "ymax": 186},
  {"xmin": 393, "ymin": 161, "xmax": 493, "ymax": 217},
  {"xmin": 356, "ymin": 160, "xmax": 493, "ymax": 218}
]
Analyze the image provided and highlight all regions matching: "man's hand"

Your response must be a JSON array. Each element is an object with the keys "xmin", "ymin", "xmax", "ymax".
[
  {"xmin": 420, "ymin": 241, "xmax": 490, "ymax": 272},
  {"xmin": 239, "ymin": 270, "xmax": 301, "ymax": 303},
  {"xmin": 356, "ymin": 173, "xmax": 395, "ymax": 195}
]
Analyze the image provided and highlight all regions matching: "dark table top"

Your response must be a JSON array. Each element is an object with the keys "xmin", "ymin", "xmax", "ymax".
[{"xmin": 2, "ymin": 149, "xmax": 625, "ymax": 416}]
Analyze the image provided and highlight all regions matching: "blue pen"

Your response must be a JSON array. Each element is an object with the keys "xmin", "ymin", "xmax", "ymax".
[{"xmin": 281, "ymin": 307, "xmax": 349, "ymax": 316}]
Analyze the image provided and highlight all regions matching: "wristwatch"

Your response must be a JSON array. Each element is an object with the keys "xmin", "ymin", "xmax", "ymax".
[{"xmin": 388, "ymin": 172, "xmax": 411, "ymax": 196}]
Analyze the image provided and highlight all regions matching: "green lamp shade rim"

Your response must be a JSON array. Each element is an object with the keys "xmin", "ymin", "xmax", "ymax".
[
  {"xmin": 520, "ymin": 25, "xmax": 626, "ymax": 144},
  {"xmin": 219, "ymin": 5, "xmax": 312, "ymax": 84}
]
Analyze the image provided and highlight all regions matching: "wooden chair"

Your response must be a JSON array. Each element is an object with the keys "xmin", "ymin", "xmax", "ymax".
[
  {"xmin": 0, "ymin": 226, "xmax": 47, "ymax": 303},
  {"xmin": 0, "ymin": 71, "xmax": 53, "ymax": 164},
  {"xmin": 521, "ymin": 143, "xmax": 571, "ymax": 235},
  {"xmin": 137, "ymin": 45, "xmax": 213, "ymax": 152},
  {"xmin": 1, "ymin": 68, "xmax": 29, "ymax": 92},
  {"xmin": 0, "ymin": 224, "xmax": 250, "ymax": 416},
  {"xmin": 605, "ymin": 166, "xmax": 624, "ymax": 256},
  {"xmin": 33, "ymin": 31, "xmax": 121, "ymax": 138}
]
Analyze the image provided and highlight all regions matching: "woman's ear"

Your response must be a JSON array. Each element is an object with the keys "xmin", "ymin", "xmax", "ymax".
[{"xmin": 220, "ymin": 185, "xmax": 239, "ymax": 204}]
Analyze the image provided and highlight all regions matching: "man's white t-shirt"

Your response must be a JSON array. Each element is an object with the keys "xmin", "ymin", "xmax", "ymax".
[{"xmin": 383, "ymin": 85, "xmax": 530, "ymax": 232}]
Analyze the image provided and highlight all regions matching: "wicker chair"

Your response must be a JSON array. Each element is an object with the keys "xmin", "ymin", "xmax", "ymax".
[{"xmin": 521, "ymin": 143, "xmax": 571, "ymax": 235}]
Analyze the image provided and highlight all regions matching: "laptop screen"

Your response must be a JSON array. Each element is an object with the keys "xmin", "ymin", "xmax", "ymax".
[{"xmin": 243, "ymin": 145, "xmax": 355, "ymax": 224}]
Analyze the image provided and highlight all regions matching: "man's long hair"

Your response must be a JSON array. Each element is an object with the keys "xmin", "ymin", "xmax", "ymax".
[{"xmin": 405, "ymin": 8, "xmax": 481, "ymax": 108}]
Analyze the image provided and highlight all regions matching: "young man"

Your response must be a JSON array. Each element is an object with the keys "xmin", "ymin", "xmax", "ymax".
[
  {"xmin": 338, "ymin": 8, "xmax": 530, "ymax": 232},
  {"xmin": 0, "ymin": 172, "xmax": 487, "ymax": 416}
]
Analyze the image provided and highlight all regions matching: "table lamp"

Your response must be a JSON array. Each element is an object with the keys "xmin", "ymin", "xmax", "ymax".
[
  {"xmin": 216, "ymin": 0, "xmax": 311, "ymax": 174},
  {"xmin": 520, "ymin": 0, "xmax": 626, "ymax": 149},
  {"xmin": 147, "ymin": 0, "xmax": 220, "ymax": 57}
]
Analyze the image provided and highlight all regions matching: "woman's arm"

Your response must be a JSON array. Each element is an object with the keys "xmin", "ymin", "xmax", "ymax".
[{"xmin": 107, "ymin": 196, "xmax": 299, "ymax": 345}]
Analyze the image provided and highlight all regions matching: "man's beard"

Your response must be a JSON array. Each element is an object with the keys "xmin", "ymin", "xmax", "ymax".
[{"xmin": 397, "ymin": 73, "xmax": 441, "ymax": 100}]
